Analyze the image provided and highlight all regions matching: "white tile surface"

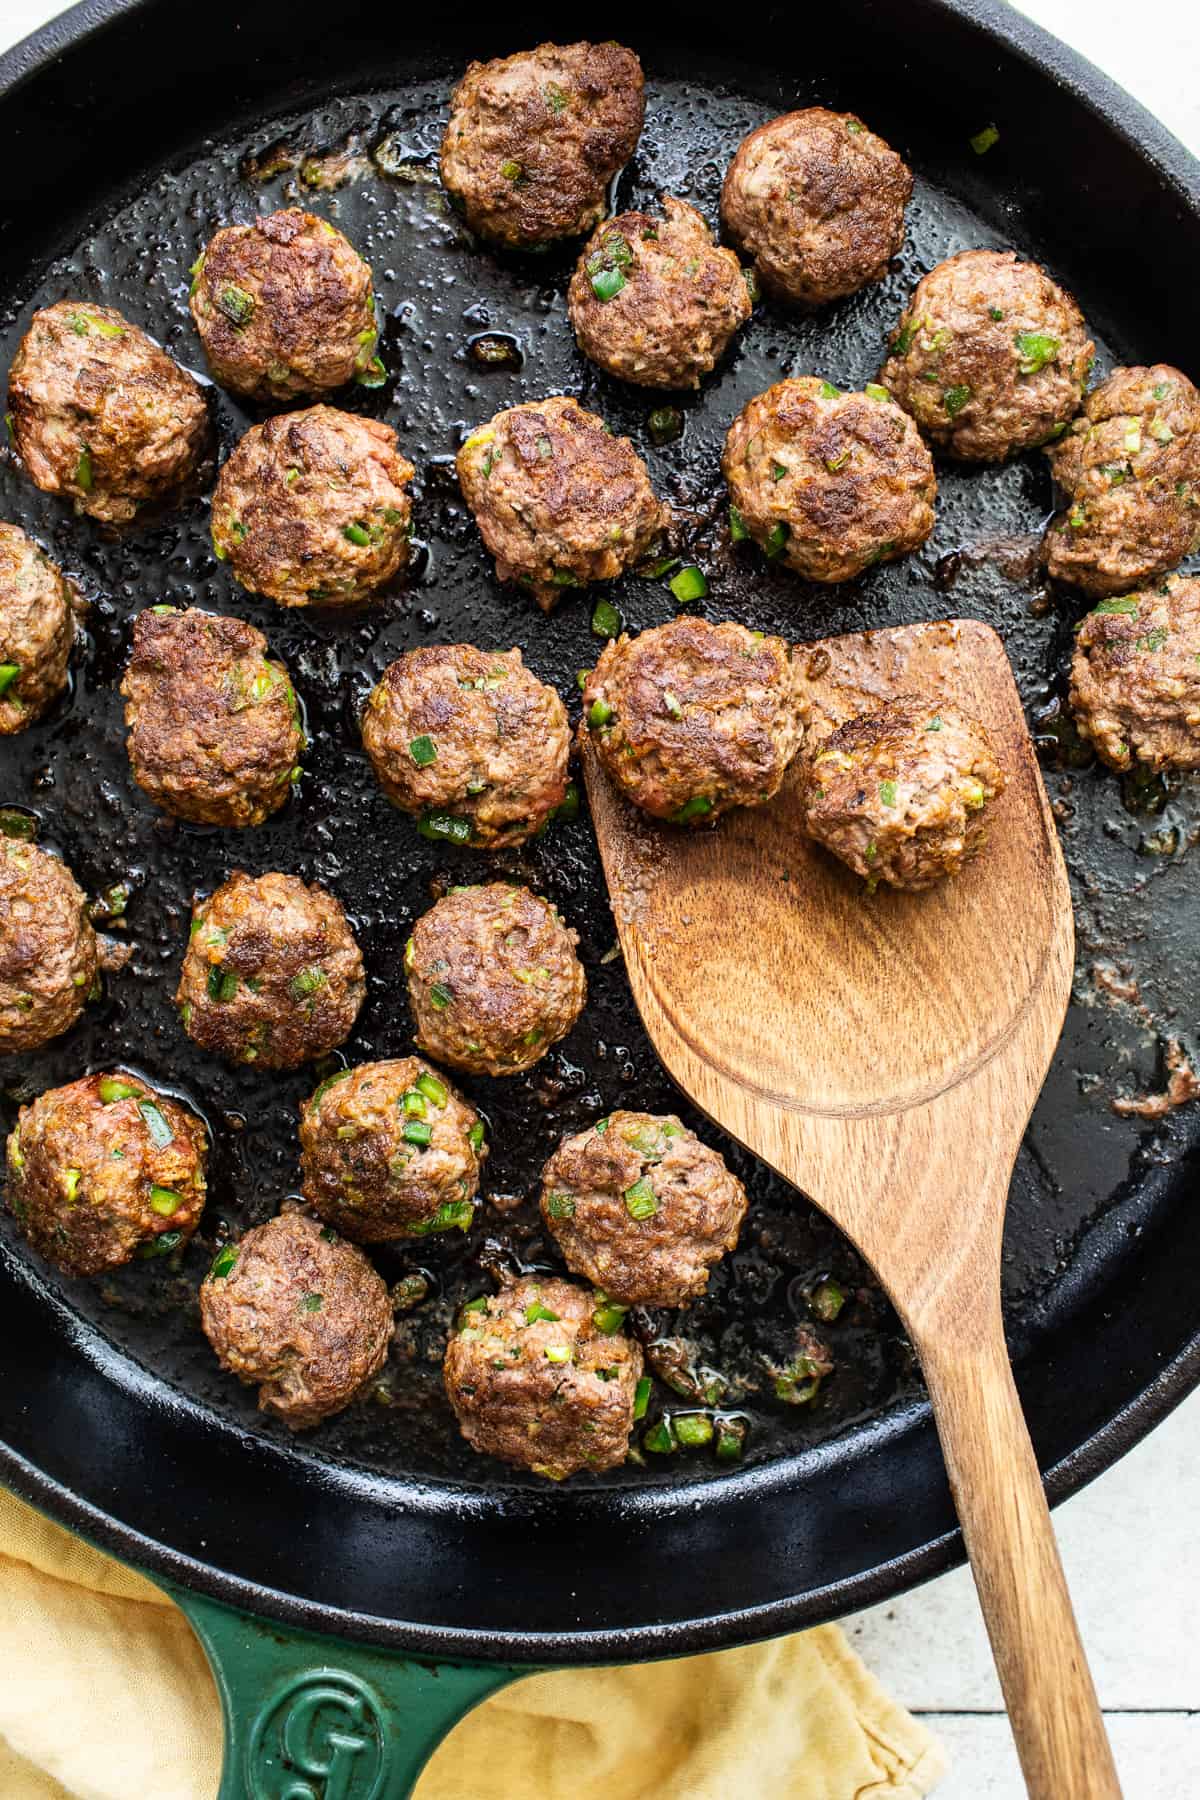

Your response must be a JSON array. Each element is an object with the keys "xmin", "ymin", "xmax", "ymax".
[
  {"xmin": 831, "ymin": 8, "xmax": 1200, "ymax": 1787},
  {"xmin": 1, "ymin": 0, "xmax": 1198, "ymax": 160},
  {"xmin": 843, "ymin": 1383, "xmax": 1200, "ymax": 1793},
  {"xmin": 1013, "ymin": 0, "xmax": 1200, "ymax": 157},
  {"xmin": 924, "ymin": 1713, "xmax": 1200, "ymax": 1800},
  {"xmin": 1, "ymin": 0, "xmax": 1197, "ymax": 1793},
  {"xmin": 1, "ymin": 0, "xmax": 58, "ymax": 45},
  {"xmin": 845, "ymin": 1386, "xmax": 1200, "ymax": 1709}
]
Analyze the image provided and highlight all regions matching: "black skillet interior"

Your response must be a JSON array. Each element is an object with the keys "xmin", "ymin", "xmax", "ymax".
[{"xmin": 1, "ymin": 0, "xmax": 1199, "ymax": 1661}]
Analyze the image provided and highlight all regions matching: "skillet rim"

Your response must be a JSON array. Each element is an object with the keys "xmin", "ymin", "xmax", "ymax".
[
  {"xmin": 0, "ymin": 0, "xmax": 1198, "ymax": 1661},
  {"xmin": 0, "ymin": 1336, "xmax": 1196, "ymax": 1661}
]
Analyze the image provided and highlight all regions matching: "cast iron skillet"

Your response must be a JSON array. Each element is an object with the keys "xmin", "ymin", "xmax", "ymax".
[{"xmin": 1, "ymin": 0, "xmax": 1200, "ymax": 1789}]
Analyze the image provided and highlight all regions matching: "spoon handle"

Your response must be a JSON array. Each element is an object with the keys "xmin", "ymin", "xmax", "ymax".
[{"xmin": 919, "ymin": 1317, "xmax": 1122, "ymax": 1799}]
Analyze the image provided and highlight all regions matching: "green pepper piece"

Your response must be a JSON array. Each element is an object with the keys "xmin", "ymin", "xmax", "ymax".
[
  {"xmin": 98, "ymin": 1076, "xmax": 140, "ymax": 1104},
  {"xmin": 138, "ymin": 1100, "xmax": 175, "ymax": 1148},
  {"xmin": 669, "ymin": 565, "xmax": 707, "ymax": 604},
  {"xmin": 591, "ymin": 598, "xmax": 621, "ymax": 638}
]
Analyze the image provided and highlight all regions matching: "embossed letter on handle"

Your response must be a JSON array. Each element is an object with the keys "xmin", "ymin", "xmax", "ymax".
[
  {"xmin": 250, "ymin": 1671, "xmax": 386, "ymax": 1800},
  {"xmin": 168, "ymin": 1586, "xmax": 524, "ymax": 1800}
]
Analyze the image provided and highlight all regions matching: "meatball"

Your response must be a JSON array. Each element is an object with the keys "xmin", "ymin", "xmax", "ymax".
[
  {"xmin": 440, "ymin": 40, "xmax": 645, "ymax": 248},
  {"xmin": 799, "ymin": 696, "xmax": 1006, "ymax": 890},
  {"xmin": 176, "ymin": 870, "xmax": 364, "ymax": 1068},
  {"xmin": 540, "ymin": 1111, "xmax": 747, "ymax": 1307},
  {"xmin": 121, "ymin": 607, "xmax": 304, "ymax": 828},
  {"xmin": 5, "ymin": 1071, "xmax": 207, "ymax": 1276},
  {"xmin": 189, "ymin": 208, "xmax": 379, "ymax": 403},
  {"xmin": 879, "ymin": 251, "xmax": 1094, "ymax": 462},
  {"xmin": 407, "ymin": 884, "xmax": 586, "ymax": 1077},
  {"xmin": 362, "ymin": 644, "xmax": 570, "ymax": 847},
  {"xmin": 0, "ymin": 840, "xmax": 97, "ymax": 1053},
  {"xmin": 567, "ymin": 197, "xmax": 752, "ymax": 390},
  {"xmin": 211, "ymin": 406, "xmax": 414, "ymax": 607},
  {"xmin": 723, "ymin": 377, "xmax": 936, "ymax": 582},
  {"xmin": 1043, "ymin": 365, "xmax": 1200, "ymax": 596},
  {"xmin": 7, "ymin": 301, "xmax": 207, "ymax": 524},
  {"xmin": 0, "ymin": 523, "xmax": 75, "ymax": 735},
  {"xmin": 720, "ymin": 108, "xmax": 911, "ymax": 305},
  {"xmin": 443, "ymin": 1275, "xmax": 642, "ymax": 1479},
  {"xmin": 198, "ymin": 1210, "xmax": 391, "ymax": 1429},
  {"xmin": 456, "ymin": 396, "xmax": 664, "ymax": 611},
  {"xmin": 1070, "ymin": 575, "xmax": 1200, "ymax": 772},
  {"xmin": 299, "ymin": 1057, "xmax": 485, "ymax": 1242},
  {"xmin": 583, "ymin": 617, "xmax": 803, "ymax": 824}
]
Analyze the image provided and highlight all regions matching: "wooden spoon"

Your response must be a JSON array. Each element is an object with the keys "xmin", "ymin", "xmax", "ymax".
[{"xmin": 582, "ymin": 617, "xmax": 1121, "ymax": 1799}]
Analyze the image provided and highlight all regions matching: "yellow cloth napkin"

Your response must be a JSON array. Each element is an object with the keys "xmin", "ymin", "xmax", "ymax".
[{"xmin": 0, "ymin": 1486, "xmax": 946, "ymax": 1799}]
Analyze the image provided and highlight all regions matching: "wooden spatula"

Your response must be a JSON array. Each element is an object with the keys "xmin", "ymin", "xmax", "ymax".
[{"xmin": 582, "ymin": 616, "xmax": 1121, "ymax": 1799}]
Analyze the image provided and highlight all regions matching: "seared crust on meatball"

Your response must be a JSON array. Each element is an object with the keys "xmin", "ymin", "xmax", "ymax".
[
  {"xmin": 407, "ymin": 884, "xmax": 586, "ymax": 1076},
  {"xmin": 189, "ymin": 208, "xmax": 378, "ymax": 403},
  {"xmin": 211, "ymin": 406, "xmax": 414, "ymax": 608},
  {"xmin": 0, "ymin": 524, "xmax": 75, "ymax": 734},
  {"xmin": 299, "ymin": 1057, "xmax": 485, "ymax": 1242},
  {"xmin": 720, "ymin": 108, "xmax": 912, "ymax": 305},
  {"xmin": 440, "ymin": 40, "xmax": 645, "ymax": 247},
  {"xmin": 583, "ymin": 616, "xmax": 803, "ymax": 824},
  {"xmin": 880, "ymin": 250, "xmax": 1094, "ymax": 462},
  {"xmin": 362, "ymin": 644, "xmax": 570, "ymax": 847},
  {"xmin": 0, "ymin": 840, "xmax": 97, "ymax": 1053},
  {"xmin": 8, "ymin": 301, "xmax": 207, "ymax": 524},
  {"xmin": 198, "ymin": 1211, "xmax": 392, "ymax": 1429},
  {"xmin": 1070, "ymin": 575, "xmax": 1200, "ymax": 772},
  {"xmin": 567, "ymin": 197, "xmax": 752, "ymax": 390},
  {"xmin": 456, "ymin": 396, "xmax": 664, "ymax": 611},
  {"xmin": 799, "ymin": 696, "xmax": 1006, "ymax": 890},
  {"xmin": 121, "ymin": 607, "xmax": 304, "ymax": 828},
  {"xmin": 1044, "ymin": 365, "xmax": 1200, "ymax": 596},
  {"xmin": 5, "ymin": 1071, "xmax": 206, "ymax": 1276},
  {"xmin": 443, "ymin": 1274, "xmax": 642, "ymax": 1479},
  {"xmin": 540, "ymin": 1110, "xmax": 747, "ymax": 1307},
  {"xmin": 177, "ymin": 871, "xmax": 364, "ymax": 1068},
  {"xmin": 723, "ymin": 378, "xmax": 936, "ymax": 582}
]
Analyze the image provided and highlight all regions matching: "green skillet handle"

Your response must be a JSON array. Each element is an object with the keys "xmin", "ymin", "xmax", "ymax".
[{"xmin": 167, "ymin": 1584, "xmax": 525, "ymax": 1800}]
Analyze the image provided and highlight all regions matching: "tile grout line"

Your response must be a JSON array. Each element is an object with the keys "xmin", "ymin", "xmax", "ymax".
[{"xmin": 913, "ymin": 1709, "xmax": 1200, "ymax": 1719}]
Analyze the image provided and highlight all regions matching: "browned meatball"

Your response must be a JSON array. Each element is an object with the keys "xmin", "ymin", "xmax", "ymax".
[
  {"xmin": 1070, "ymin": 576, "xmax": 1200, "ymax": 772},
  {"xmin": 880, "ymin": 251, "xmax": 1094, "ymax": 461},
  {"xmin": 567, "ymin": 197, "xmax": 752, "ymax": 390},
  {"xmin": 176, "ymin": 871, "xmax": 364, "ymax": 1068},
  {"xmin": 211, "ymin": 406, "xmax": 414, "ymax": 607},
  {"xmin": 121, "ymin": 607, "xmax": 304, "ymax": 828},
  {"xmin": 540, "ymin": 1111, "xmax": 747, "ymax": 1307},
  {"xmin": 0, "ymin": 840, "xmax": 97, "ymax": 1054},
  {"xmin": 799, "ymin": 696, "xmax": 1006, "ymax": 890},
  {"xmin": 0, "ymin": 523, "xmax": 75, "ymax": 734},
  {"xmin": 198, "ymin": 1210, "xmax": 392, "ymax": 1429},
  {"xmin": 299, "ymin": 1057, "xmax": 485, "ymax": 1242},
  {"xmin": 362, "ymin": 644, "xmax": 570, "ymax": 848},
  {"xmin": 720, "ymin": 108, "xmax": 911, "ymax": 305},
  {"xmin": 440, "ymin": 41, "xmax": 644, "ymax": 248},
  {"xmin": 5, "ymin": 1071, "xmax": 207, "ymax": 1276},
  {"xmin": 7, "ymin": 301, "xmax": 207, "ymax": 524},
  {"xmin": 583, "ymin": 617, "xmax": 803, "ymax": 824},
  {"xmin": 443, "ymin": 1275, "xmax": 642, "ymax": 1479},
  {"xmin": 1043, "ymin": 365, "xmax": 1200, "ymax": 596},
  {"xmin": 189, "ymin": 208, "xmax": 379, "ymax": 403},
  {"xmin": 723, "ymin": 377, "xmax": 936, "ymax": 582},
  {"xmin": 406, "ymin": 884, "xmax": 585, "ymax": 1076},
  {"xmin": 456, "ymin": 396, "xmax": 664, "ymax": 611}
]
